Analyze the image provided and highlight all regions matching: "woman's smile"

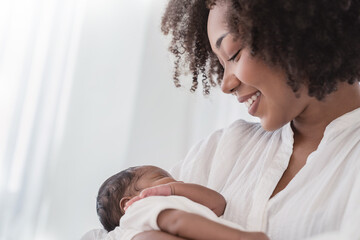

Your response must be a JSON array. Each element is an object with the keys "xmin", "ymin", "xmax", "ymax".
[{"xmin": 235, "ymin": 91, "xmax": 261, "ymax": 115}]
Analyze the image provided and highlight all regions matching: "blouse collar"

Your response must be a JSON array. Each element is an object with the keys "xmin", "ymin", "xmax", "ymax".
[
  {"xmin": 323, "ymin": 106, "xmax": 360, "ymax": 138},
  {"xmin": 280, "ymin": 106, "xmax": 360, "ymax": 145}
]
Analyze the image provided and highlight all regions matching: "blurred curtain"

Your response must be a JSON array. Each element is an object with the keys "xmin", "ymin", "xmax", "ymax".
[
  {"xmin": 0, "ymin": 0, "xmax": 258, "ymax": 239},
  {"xmin": 0, "ymin": 0, "xmax": 86, "ymax": 239}
]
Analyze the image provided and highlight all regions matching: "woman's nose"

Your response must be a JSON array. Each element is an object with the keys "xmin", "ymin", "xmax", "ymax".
[{"xmin": 221, "ymin": 70, "xmax": 241, "ymax": 94}]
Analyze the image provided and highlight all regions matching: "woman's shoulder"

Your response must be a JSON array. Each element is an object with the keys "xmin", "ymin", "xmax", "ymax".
[
  {"xmin": 226, "ymin": 119, "xmax": 262, "ymax": 132},
  {"xmin": 170, "ymin": 119, "xmax": 289, "ymax": 185},
  {"xmin": 221, "ymin": 119, "xmax": 284, "ymax": 143},
  {"xmin": 184, "ymin": 119, "xmax": 264, "ymax": 154}
]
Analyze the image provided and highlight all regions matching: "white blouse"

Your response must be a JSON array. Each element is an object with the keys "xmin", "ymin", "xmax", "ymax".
[{"xmin": 170, "ymin": 108, "xmax": 360, "ymax": 240}]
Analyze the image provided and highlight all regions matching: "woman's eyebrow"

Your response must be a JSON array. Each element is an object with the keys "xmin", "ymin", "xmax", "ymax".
[{"xmin": 216, "ymin": 32, "xmax": 229, "ymax": 49}]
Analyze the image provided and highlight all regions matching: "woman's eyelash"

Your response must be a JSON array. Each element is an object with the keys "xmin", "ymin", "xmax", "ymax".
[{"xmin": 228, "ymin": 49, "xmax": 242, "ymax": 62}]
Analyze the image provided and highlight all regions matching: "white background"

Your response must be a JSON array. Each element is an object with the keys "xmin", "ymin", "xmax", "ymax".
[{"xmin": 0, "ymin": 0, "xmax": 258, "ymax": 239}]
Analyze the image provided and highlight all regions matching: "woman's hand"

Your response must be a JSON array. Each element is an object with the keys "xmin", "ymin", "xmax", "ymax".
[
  {"xmin": 241, "ymin": 231, "xmax": 270, "ymax": 240},
  {"xmin": 125, "ymin": 184, "xmax": 173, "ymax": 210},
  {"xmin": 132, "ymin": 230, "xmax": 269, "ymax": 240},
  {"xmin": 132, "ymin": 230, "xmax": 187, "ymax": 240}
]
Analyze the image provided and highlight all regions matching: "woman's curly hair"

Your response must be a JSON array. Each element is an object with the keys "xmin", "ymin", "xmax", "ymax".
[{"xmin": 161, "ymin": 0, "xmax": 360, "ymax": 100}]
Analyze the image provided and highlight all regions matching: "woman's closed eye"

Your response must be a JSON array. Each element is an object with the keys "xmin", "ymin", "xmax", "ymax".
[{"xmin": 228, "ymin": 48, "xmax": 242, "ymax": 62}]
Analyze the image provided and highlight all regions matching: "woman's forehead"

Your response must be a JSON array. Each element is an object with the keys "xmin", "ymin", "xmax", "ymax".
[{"xmin": 207, "ymin": 2, "xmax": 230, "ymax": 49}]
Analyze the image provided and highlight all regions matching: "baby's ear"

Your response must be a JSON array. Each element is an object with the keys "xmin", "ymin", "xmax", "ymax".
[{"xmin": 119, "ymin": 197, "xmax": 131, "ymax": 215}]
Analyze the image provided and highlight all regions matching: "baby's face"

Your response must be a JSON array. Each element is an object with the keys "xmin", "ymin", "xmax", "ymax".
[{"xmin": 134, "ymin": 166, "xmax": 177, "ymax": 192}]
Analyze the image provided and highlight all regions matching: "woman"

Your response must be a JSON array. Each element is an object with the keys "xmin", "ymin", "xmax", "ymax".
[{"xmin": 134, "ymin": 0, "xmax": 360, "ymax": 239}]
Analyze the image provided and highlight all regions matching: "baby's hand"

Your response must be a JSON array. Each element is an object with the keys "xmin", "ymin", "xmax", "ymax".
[
  {"xmin": 140, "ymin": 183, "xmax": 173, "ymax": 198},
  {"xmin": 124, "ymin": 184, "xmax": 173, "ymax": 211}
]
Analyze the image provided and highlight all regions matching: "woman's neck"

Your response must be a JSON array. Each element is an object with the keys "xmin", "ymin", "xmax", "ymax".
[{"xmin": 292, "ymin": 82, "xmax": 360, "ymax": 143}]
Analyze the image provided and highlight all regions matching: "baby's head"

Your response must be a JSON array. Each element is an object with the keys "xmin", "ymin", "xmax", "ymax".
[{"xmin": 96, "ymin": 165, "xmax": 176, "ymax": 232}]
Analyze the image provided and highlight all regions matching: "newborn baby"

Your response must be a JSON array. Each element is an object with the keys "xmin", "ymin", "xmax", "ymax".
[{"xmin": 95, "ymin": 165, "xmax": 254, "ymax": 240}]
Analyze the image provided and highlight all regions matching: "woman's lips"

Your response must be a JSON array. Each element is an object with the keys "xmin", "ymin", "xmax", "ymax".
[
  {"xmin": 237, "ymin": 91, "xmax": 261, "ymax": 115},
  {"xmin": 248, "ymin": 92, "xmax": 261, "ymax": 115},
  {"xmin": 237, "ymin": 91, "xmax": 260, "ymax": 103}
]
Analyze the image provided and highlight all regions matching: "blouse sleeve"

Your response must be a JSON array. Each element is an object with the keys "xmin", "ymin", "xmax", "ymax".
[
  {"xmin": 303, "ymin": 172, "xmax": 360, "ymax": 240},
  {"xmin": 169, "ymin": 127, "xmax": 225, "ymax": 186}
]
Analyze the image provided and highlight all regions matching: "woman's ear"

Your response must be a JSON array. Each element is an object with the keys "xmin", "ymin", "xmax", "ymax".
[{"xmin": 119, "ymin": 197, "xmax": 131, "ymax": 215}]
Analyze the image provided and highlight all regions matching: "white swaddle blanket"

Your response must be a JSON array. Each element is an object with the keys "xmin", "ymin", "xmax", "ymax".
[{"xmin": 81, "ymin": 195, "xmax": 243, "ymax": 240}]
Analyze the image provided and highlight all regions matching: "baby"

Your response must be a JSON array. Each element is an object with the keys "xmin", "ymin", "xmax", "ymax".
[{"xmin": 96, "ymin": 165, "xmax": 256, "ymax": 240}]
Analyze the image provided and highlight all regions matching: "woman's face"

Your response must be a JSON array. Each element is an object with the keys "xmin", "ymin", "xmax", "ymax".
[{"xmin": 207, "ymin": 2, "xmax": 311, "ymax": 131}]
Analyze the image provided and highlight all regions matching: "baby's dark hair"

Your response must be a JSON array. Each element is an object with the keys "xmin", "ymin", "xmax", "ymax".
[
  {"xmin": 96, "ymin": 167, "xmax": 137, "ymax": 232},
  {"xmin": 161, "ymin": 0, "xmax": 360, "ymax": 100}
]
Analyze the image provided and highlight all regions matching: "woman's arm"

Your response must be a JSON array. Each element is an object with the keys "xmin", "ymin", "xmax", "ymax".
[
  {"xmin": 168, "ymin": 182, "xmax": 226, "ymax": 216},
  {"xmin": 157, "ymin": 209, "xmax": 269, "ymax": 240},
  {"xmin": 132, "ymin": 230, "xmax": 187, "ymax": 240}
]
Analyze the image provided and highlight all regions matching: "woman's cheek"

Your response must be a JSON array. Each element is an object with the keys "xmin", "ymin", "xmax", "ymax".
[{"xmin": 235, "ymin": 53, "xmax": 258, "ymax": 86}]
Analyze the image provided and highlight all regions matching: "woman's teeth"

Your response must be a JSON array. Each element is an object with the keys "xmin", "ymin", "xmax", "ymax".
[{"xmin": 245, "ymin": 92, "xmax": 260, "ymax": 109}]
